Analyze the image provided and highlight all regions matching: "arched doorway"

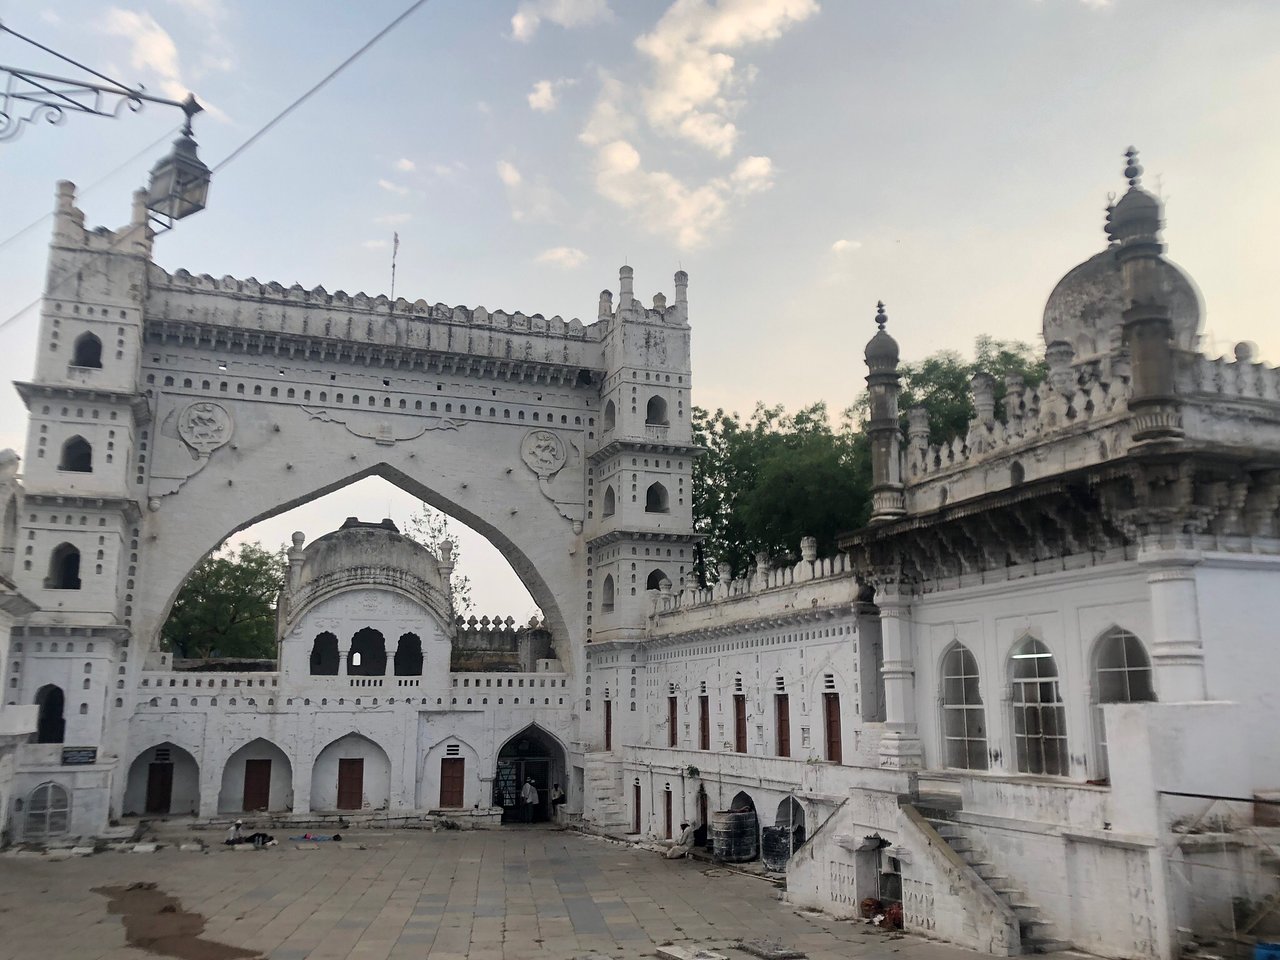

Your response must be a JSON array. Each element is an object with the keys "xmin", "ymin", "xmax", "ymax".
[
  {"xmin": 311, "ymin": 733, "xmax": 391, "ymax": 812},
  {"xmin": 124, "ymin": 743, "xmax": 200, "ymax": 816},
  {"xmin": 494, "ymin": 724, "xmax": 565, "ymax": 824},
  {"xmin": 218, "ymin": 739, "xmax": 294, "ymax": 813},
  {"xmin": 33, "ymin": 684, "xmax": 65, "ymax": 744}
]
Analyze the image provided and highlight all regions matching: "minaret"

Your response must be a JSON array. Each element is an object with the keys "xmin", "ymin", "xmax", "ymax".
[
  {"xmin": 865, "ymin": 302, "xmax": 906, "ymax": 522},
  {"xmin": 1111, "ymin": 148, "xmax": 1183, "ymax": 442}
]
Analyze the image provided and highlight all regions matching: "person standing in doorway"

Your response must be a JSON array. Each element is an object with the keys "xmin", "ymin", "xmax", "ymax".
[
  {"xmin": 550, "ymin": 783, "xmax": 565, "ymax": 823},
  {"xmin": 520, "ymin": 777, "xmax": 539, "ymax": 823}
]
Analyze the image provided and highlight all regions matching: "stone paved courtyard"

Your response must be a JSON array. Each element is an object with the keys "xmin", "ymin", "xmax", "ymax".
[{"xmin": 0, "ymin": 828, "xmax": 992, "ymax": 960}]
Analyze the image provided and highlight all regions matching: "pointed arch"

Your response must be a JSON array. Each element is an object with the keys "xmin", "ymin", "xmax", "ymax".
[
  {"xmin": 218, "ymin": 738, "xmax": 293, "ymax": 813},
  {"xmin": 940, "ymin": 642, "xmax": 987, "ymax": 770},
  {"xmin": 46, "ymin": 542, "xmax": 81, "ymax": 590},
  {"xmin": 645, "ymin": 395, "xmax": 669, "ymax": 425},
  {"xmin": 310, "ymin": 631, "xmax": 338, "ymax": 675},
  {"xmin": 645, "ymin": 482, "xmax": 669, "ymax": 513},
  {"xmin": 603, "ymin": 399, "xmax": 616, "ymax": 431},
  {"xmin": 602, "ymin": 485, "xmax": 616, "ymax": 517},
  {"xmin": 601, "ymin": 574, "xmax": 615, "ymax": 612},
  {"xmin": 1008, "ymin": 636, "xmax": 1068, "ymax": 776},
  {"xmin": 33, "ymin": 684, "xmax": 65, "ymax": 744},
  {"xmin": 72, "ymin": 332, "xmax": 102, "ymax": 368},
  {"xmin": 495, "ymin": 723, "xmax": 567, "ymax": 824},
  {"xmin": 394, "ymin": 632, "xmax": 423, "ymax": 676},
  {"xmin": 348, "ymin": 627, "xmax": 387, "ymax": 676},
  {"xmin": 123, "ymin": 742, "xmax": 201, "ymax": 815},
  {"xmin": 311, "ymin": 732, "xmax": 391, "ymax": 811},
  {"xmin": 646, "ymin": 568, "xmax": 669, "ymax": 590},
  {"xmin": 59, "ymin": 435, "xmax": 92, "ymax": 472}
]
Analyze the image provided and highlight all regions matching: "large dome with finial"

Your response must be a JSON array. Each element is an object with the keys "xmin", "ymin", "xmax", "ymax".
[{"xmin": 864, "ymin": 301, "xmax": 900, "ymax": 367}]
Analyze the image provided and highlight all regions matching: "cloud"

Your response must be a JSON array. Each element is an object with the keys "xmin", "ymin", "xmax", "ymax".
[
  {"xmin": 377, "ymin": 179, "xmax": 410, "ymax": 195},
  {"xmin": 496, "ymin": 161, "xmax": 563, "ymax": 223},
  {"xmin": 634, "ymin": 0, "xmax": 818, "ymax": 156},
  {"xmin": 394, "ymin": 158, "xmax": 416, "ymax": 172},
  {"xmin": 528, "ymin": 78, "xmax": 577, "ymax": 112},
  {"xmin": 375, "ymin": 213, "xmax": 413, "ymax": 226},
  {"xmin": 362, "ymin": 239, "xmax": 390, "ymax": 250},
  {"xmin": 831, "ymin": 238, "xmax": 861, "ymax": 254},
  {"xmin": 591, "ymin": 139, "xmax": 773, "ymax": 249},
  {"xmin": 41, "ymin": 10, "xmax": 62, "ymax": 24},
  {"xmin": 101, "ymin": 7, "xmax": 230, "ymax": 119},
  {"xmin": 535, "ymin": 247, "xmax": 589, "ymax": 269},
  {"xmin": 579, "ymin": 71, "xmax": 636, "ymax": 146},
  {"xmin": 511, "ymin": 0, "xmax": 611, "ymax": 42}
]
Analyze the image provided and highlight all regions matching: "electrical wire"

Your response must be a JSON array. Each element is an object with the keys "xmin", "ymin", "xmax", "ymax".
[{"xmin": 0, "ymin": 0, "xmax": 432, "ymax": 335}]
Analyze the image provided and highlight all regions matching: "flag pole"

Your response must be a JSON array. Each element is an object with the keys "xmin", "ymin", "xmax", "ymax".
[{"xmin": 391, "ymin": 232, "xmax": 400, "ymax": 301}]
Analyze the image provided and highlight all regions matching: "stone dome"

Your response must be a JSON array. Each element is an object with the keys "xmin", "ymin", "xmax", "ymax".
[
  {"xmin": 1042, "ymin": 247, "xmax": 1202, "ymax": 361},
  {"xmin": 864, "ymin": 302, "xmax": 899, "ymax": 368},
  {"xmin": 297, "ymin": 518, "xmax": 447, "ymax": 592}
]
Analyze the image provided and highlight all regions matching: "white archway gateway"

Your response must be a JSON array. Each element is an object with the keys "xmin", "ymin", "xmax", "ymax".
[{"xmin": 8, "ymin": 182, "xmax": 699, "ymax": 838}]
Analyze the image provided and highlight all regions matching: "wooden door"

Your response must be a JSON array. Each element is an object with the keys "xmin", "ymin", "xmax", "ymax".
[
  {"xmin": 632, "ymin": 782, "xmax": 641, "ymax": 834},
  {"xmin": 242, "ymin": 758, "xmax": 272, "ymax": 811},
  {"xmin": 733, "ymin": 695, "xmax": 747, "ymax": 753},
  {"xmin": 698, "ymin": 696, "xmax": 710, "ymax": 750},
  {"xmin": 667, "ymin": 697, "xmax": 678, "ymax": 747},
  {"xmin": 439, "ymin": 758, "xmax": 465, "ymax": 808},
  {"xmin": 337, "ymin": 758, "xmax": 364, "ymax": 810},
  {"xmin": 145, "ymin": 762, "xmax": 173, "ymax": 814},
  {"xmin": 823, "ymin": 692, "xmax": 843, "ymax": 764},
  {"xmin": 696, "ymin": 787, "xmax": 709, "ymax": 846},
  {"xmin": 604, "ymin": 699, "xmax": 613, "ymax": 751},
  {"xmin": 664, "ymin": 789, "xmax": 672, "ymax": 839},
  {"xmin": 775, "ymin": 694, "xmax": 791, "ymax": 757}
]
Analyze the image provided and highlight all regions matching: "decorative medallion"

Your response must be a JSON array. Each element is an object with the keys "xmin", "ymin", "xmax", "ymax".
[
  {"xmin": 521, "ymin": 429, "xmax": 567, "ymax": 479},
  {"xmin": 177, "ymin": 401, "xmax": 233, "ymax": 458}
]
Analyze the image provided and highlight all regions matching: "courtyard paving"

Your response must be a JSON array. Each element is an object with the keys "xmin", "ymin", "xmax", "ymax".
[{"xmin": 0, "ymin": 827, "xmax": 991, "ymax": 960}]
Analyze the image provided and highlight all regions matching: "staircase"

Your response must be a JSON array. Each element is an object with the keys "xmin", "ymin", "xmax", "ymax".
[
  {"xmin": 581, "ymin": 753, "xmax": 630, "ymax": 837},
  {"xmin": 916, "ymin": 799, "xmax": 1071, "ymax": 955}
]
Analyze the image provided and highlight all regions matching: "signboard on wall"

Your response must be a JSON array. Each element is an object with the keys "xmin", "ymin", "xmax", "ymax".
[{"xmin": 61, "ymin": 746, "xmax": 97, "ymax": 766}]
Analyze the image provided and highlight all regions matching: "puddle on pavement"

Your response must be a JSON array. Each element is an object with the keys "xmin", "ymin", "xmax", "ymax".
[{"xmin": 93, "ymin": 882, "xmax": 262, "ymax": 960}]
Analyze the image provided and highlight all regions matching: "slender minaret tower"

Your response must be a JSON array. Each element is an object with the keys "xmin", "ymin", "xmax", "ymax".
[{"xmin": 865, "ymin": 302, "xmax": 906, "ymax": 522}]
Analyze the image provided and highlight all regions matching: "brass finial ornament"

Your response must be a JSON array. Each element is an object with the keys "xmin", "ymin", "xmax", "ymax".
[
  {"xmin": 875, "ymin": 301, "xmax": 888, "ymax": 332},
  {"xmin": 1124, "ymin": 147, "xmax": 1143, "ymax": 187}
]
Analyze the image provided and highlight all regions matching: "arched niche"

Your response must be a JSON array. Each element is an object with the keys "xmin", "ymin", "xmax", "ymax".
[
  {"xmin": 311, "ymin": 733, "xmax": 391, "ymax": 812},
  {"xmin": 218, "ymin": 738, "xmax": 293, "ymax": 813},
  {"xmin": 124, "ymin": 742, "xmax": 201, "ymax": 816}
]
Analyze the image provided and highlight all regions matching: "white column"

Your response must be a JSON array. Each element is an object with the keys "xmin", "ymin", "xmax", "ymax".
[
  {"xmin": 877, "ymin": 586, "xmax": 922, "ymax": 769},
  {"xmin": 1139, "ymin": 546, "xmax": 1207, "ymax": 701}
]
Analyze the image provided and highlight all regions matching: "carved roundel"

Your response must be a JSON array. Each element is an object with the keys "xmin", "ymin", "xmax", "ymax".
[
  {"xmin": 177, "ymin": 401, "xmax": 233, "ymax": 457},
  {"xmin": 521, "ymin": 429, "xmax": 567, "ymax": 479}
]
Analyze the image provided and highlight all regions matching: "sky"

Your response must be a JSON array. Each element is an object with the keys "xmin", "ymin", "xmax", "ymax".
[{"xmin": 1, "ymin": 0, "xmax": 1279, "ymax": 614}]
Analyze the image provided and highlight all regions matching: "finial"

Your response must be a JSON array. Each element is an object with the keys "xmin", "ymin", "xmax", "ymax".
[
  {"xmin": 875, "ymin": 301, "xmax": 888, "ymax": 332},
  {"xmin": 1124, "ymin": 146, "xmax": 1142, "ymax": 186}
]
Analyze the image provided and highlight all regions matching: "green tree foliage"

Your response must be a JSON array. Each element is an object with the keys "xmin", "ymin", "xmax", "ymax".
[
  {"xmin": 402, "ymin": 503, "xmax": 474, "ymax": 615},
  {"xmin": 692, "ymin": 403, "xmax": 870, "ymax": 581},
  {"xmin": 161, "ymin": 542, "xmax": 285, "ymax": 659}
]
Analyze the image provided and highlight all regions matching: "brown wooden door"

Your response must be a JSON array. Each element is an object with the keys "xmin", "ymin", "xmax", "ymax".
[
  {"xmin": 664, "ymin": 789, "xmax": 672, "ymax": 839},
  {"xmin": 604, "ymin": 699, "xmax": 613, "ymax": 751},
  {"xmin": 667, "ymin": 697, "xmax": 678, "ymax": 747},
  {"xmin": 696, "ymin": 787, "xmax": 708, "ymax": 844},
  {"xmin": 775, "ymin": 694, "xmax": 791, "ymax": 757},
  {"xmin": 145, "ymin": 762, "xmax": 173, "ymax": 814},
  {"xmin": 336, "ymin": 758, "xmax": 364, "ymax": 810},
  {"xmin": 632, "ymin": 781, "xmax": 641, "ymax": 834},
  {"xmin": 698, "ymin": 696, "xmax": 710, "ymax": 750},
  {"xmin": 439, "ymin": 758, "xmax": 465, "ymax": 808},
  {"xmin": 734, "ymin": 695, "xmax": 747, "ymax": 753},
  {"xmin": 824, "ymin": 692, "xmax": 843, "ymax": 764},
  {"xmin": 242, "ymin": 758, "xmax": 271, "ymax": 812}
]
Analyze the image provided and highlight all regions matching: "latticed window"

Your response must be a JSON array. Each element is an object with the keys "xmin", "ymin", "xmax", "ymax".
[
  {"xmin": 1009, "ymin": 637, "xmax": 1068, "ymax": 776},
  {"xmin": 25, "ymin": 782, "xmax": 71, "ymax": 839},
  {"xmin": 941, "ymin": 643, "xmax": 987, "ymax": 770},
  {"xmin": 1092, "ymin": 627, "xmax": 1155, "ymax": 779}
]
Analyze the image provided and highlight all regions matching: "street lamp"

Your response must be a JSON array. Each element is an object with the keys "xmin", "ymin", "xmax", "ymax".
[{"xmin": 144, "ymin": 95, "xmax": 211, "ymax": 230}]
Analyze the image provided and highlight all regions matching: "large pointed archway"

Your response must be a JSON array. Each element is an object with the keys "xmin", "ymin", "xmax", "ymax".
[
  {"xmin": 311, "ymin": 733, "xmax": 391, "ymax": 812},
  {"xmin": 218, "ymin": 738, "xmax": 294, "ymax": 813},
  {"xmin": 123, "ymin": 742, "xmax": 200, "ymax": 816},
  {"xmin": 494, "ymin": 724, "xmax": 566, "ymax": 824}
]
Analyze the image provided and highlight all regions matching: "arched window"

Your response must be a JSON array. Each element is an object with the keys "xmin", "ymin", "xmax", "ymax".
[
  {"xmin": 309, "ymin": 632, "xmax": 338, "ymax": 675},
  {"xmin": 645, "ymin": 482, "xmax": 669, "ymax": 513},
  {"xmin": 1092, "ymin": 627, "xmax": 1155, "ymax": 779},
  {"xmin": 348, "ymin": 627, "xmax": 387, "ymax": 676},
  {"xmin": 394, "ymin": 633, "xmax": 423, "ymax": 676},
  {"xmin": 24, "ymin": 782, "xmax": 71, "ymax": 839},
  {"xmin": 59, "ymin": 436, "xmax": 92, "ymax": 473},
  {"xmin": 645, "ymin": 395, "xmax": 669, "ymax": 425},
  {"xmin": 1009, "ymin": 637, "xmax": 1068, "ymax": 776},
  {"xmin": 34, "ymin": 685, "xmax": 65, "ymax": 743},
  {"xmin": 941, "ymin": 643, "xmax": 987, "ymax": 770},
  {"xmin": 646, "ymin": 569, "xmax": 669, "ymax": 591},
  {"xmin": 46, "ymin": 543, "xmax": 81, "ymax": 590},
  {"xmin": 602, "ymin": 486, "xmax": 616, "ymax": 517},
  {"xmin": 603, "ymin": 400, "xmax": 616, "ymax": 431},
  {"xmin": 601, "ymin": 575, "xmax": 615, "ymax": 613},
  {"xmin": 1010, "ymin": 461, "xmax": 1025, "ymax": 486},
  {"xmin": 72, "ymin": 333, "xmax": 102, "ymax": 369}
]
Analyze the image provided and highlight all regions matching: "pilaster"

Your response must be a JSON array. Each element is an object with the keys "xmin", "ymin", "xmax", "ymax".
[
  {"xmin": 1139, "ymin": 545, "xmax": 1207, "ymax": 701},
  {"xmin": 876, "ymin": 586, "xmax": 921, "ymax": 769}
]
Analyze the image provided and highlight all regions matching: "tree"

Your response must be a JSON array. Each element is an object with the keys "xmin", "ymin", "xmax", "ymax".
[
  {"xmin": 692, "ymin": 403, "xmax": 869, "ymax": 582},
  {"xmin": 161, "ymin": 542, "xmax": 284, "ymax": 659},
  {"xmin": 402, "ymin": 503, "xmax": 473, "ymax": 615}
]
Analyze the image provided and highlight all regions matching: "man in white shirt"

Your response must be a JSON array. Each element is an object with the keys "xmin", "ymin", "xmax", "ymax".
[
  {"xmin": 520, "ymin": 778, "xmax": 539, "ymax": 823},
  {"xmin": 666, "ymin": 821, "xmax": 697, "ymax": 859}
]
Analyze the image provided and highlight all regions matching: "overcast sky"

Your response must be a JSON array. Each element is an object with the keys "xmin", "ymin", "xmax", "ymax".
[{"xmin": 2, "ymin": 0, "xmax": 1278, "ymax": 615}]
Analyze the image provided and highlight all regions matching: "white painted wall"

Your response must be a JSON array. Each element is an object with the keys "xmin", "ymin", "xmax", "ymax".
[{"xmin": 310, "ymin": 732, "xmax": 391, "ymax": 812}]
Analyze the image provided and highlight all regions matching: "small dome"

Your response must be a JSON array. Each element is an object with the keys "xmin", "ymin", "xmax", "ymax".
[
  {"xmin": 1042, "ymin": 248, "xmax": 1201, "ymax": 359},
  {"xmin": 297, "ymin": 521, "xmax": 446, "ymax": 592},
  {"xmin": 1109, "ymin": 184, "xmax": 1161, "ymax": 241},
  {"xmin": 864, "ymin": 301, "xmax": 899, "ymax": 368}
]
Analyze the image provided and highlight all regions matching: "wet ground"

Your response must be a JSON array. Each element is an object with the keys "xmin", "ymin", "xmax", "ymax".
[{"xmin": 0, "ymin": 827, "xmax": 991, "ymax": 960}]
